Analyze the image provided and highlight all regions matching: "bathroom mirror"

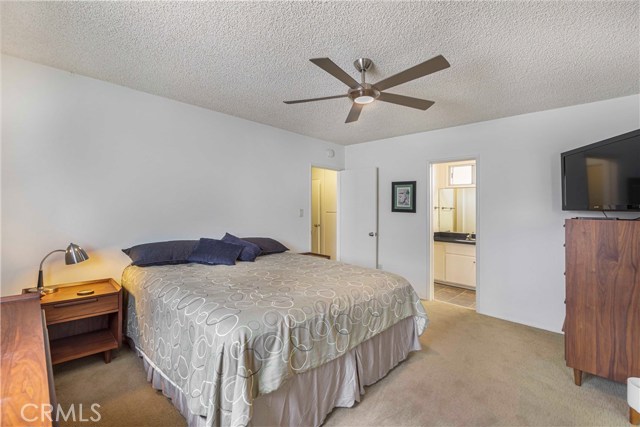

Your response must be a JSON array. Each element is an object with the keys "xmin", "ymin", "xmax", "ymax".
[{"xmin": 435, "ymin": 187, "xmax": 476, "ymax": 233}]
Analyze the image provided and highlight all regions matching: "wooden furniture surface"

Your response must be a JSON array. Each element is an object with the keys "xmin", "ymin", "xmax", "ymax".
[
  {"xmin": 1, "ymin": 293, "xmax": 53, "ymax": 427},
  {"xmin": 25, "ymin": 278, "xmax": 122, "ymax": 365},
  {"xmin": 564, "ymin": 219, "xmax": 640, "ymax": 384},
  {"xmin": 299, "ymin": 252, "xmax": 331, "ymax": 260}
]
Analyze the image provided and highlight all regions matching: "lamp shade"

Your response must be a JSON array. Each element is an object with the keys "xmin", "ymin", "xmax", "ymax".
[{"xmin": 65, "ymin": 243, "xmax": 89, "ymax": 265}]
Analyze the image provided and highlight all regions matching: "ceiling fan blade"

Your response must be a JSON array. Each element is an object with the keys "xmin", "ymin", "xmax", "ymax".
[
  {"xmin": 377, "ymin": 92, "xmax": 435, "ymax": 110},
  {"xmin": 283, "ymin": 94, "xmax": 347, "ymax": 104},
  {"xmin": 345, "ymin": 102, "xmax": 363, "ymax": 123},
  {"xmin": 373, "ymin": 55, "xmax": 450, "ymax": 91},
  {"xmin": 310, "ymin": 58, "xmax": 362, "ymax": 90}
]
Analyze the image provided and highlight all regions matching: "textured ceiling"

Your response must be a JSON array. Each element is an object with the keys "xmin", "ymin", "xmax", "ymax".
[{"xmin": 2, "ymin": 1, "xmax": 639, "ymax": 145}]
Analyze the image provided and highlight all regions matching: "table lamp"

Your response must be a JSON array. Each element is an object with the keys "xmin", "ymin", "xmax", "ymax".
[{"xmin": 27, "ymin": 243, "xmax": 89, "ymax": 295}]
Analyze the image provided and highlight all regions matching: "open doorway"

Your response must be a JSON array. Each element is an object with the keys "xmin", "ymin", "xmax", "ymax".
[
  {"xmin": 311, "ymin": 167, "xmax": 338, "ymax": 259},
  {"xmin": 431, "ymin": 160, "xmax": 477, "ymax": 309}
]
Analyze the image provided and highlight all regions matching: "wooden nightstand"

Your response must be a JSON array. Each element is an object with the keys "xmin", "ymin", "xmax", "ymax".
[{"xmin": 24, "ymin": 279, "xmax": 122, "ymax": 365}]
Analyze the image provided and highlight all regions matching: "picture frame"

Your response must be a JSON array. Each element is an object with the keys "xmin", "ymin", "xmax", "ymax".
[{"xmin": 391, "ymin": 181, "xmax": 416, "ymax": 213}]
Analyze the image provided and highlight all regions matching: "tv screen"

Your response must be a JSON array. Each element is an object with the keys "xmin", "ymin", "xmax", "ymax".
[{"xmin": 561, "ymin": 129, "xmax": 640, "ymax": 211}]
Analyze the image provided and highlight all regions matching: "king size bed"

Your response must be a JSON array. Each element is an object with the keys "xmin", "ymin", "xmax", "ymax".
[{"xmin": 123, "ymin": 251, "xmax": 427, "ymax": 426}]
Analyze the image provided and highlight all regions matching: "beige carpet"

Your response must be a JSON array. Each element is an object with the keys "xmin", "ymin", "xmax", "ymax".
[{"xmin": 54, "ymin": 301, "xmax": 628, "ymax": 426}]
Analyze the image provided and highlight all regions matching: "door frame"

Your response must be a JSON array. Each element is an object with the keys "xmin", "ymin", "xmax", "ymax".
[
  {"xmin": 309, "ymin": 164, "xmax": 342, "ymax": 256},
  {"xmin": 427, "ymin": 156, "xmax": 480, "ymax": 309}
]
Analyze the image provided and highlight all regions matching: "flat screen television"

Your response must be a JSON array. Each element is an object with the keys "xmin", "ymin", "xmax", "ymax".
[{"xmin": 561, "ymin": 129, "xmax": 640, "ymax": 211}]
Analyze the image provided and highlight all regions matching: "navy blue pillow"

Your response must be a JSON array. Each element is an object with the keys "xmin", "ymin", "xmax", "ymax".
[
  {"xmin": 241, "ymin": 237, "xmax": 289, "ymax": 255},
  {"xmin": 187, "ymin": 238, "xmax": 243, "ymax": 266},
  {"xmin": 221, "ymin": 233, "xmax": 262, "ymax": 261},
  {"xmin": 122, "ymin": 240, "xmax": 198, "ymax": 267}
]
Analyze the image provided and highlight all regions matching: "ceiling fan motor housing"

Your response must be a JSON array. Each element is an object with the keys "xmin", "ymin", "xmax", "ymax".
[{"xmin": 348, "ymin": 84, "xmax": 380, "ymax": 103}]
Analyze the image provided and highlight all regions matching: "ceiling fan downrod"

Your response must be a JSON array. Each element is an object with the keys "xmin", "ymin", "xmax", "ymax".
[
  {"xmin": 350, "ymin": 58, "xmax": 378, "ymax": 106},
  {"xmin": 354, "ymin": 58, "xmax": 373, "ymax": 84}
]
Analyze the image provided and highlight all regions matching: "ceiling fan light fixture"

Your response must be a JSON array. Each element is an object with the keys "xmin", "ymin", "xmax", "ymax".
[
  {"xmin": 349, "ymin": 85, "xmax": 380, "ymax": 105},
  {"xmin": 354, "ymin": 95, "xmax": 375, "ymax": 104}
]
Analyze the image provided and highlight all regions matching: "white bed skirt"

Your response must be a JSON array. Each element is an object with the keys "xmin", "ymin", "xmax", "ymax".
[{"xmin": 132, "ymin": 316, "xmax": 422, "ymax": 427}]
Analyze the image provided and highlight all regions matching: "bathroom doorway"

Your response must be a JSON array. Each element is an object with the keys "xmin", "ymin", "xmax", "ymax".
[
  {"xmin": 311, "ymin": 167, "xmax": 338, "ymax": 259},
  {"xmin": 430, "ymin": 160, "xmax": 477, "ymax": 309}
]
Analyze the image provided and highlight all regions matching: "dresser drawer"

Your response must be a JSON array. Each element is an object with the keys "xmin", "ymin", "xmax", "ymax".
[{"xmin": 43, "ymin": 294, "xmax": 119, "ymax": 324}]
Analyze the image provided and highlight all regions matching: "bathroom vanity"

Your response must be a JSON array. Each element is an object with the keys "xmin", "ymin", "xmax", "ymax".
[{"xmin": 434, "ymin": 232, "xmax": 476, "ymax": 289}]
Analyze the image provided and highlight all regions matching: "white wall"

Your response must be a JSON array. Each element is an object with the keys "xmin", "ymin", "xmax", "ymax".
[
  {"xmin": 3, "ymin": 55, "xmax": 638, "ymax": 333},
  {"xmin": 1, "ymin": 55, "xmax": 344, "ymax": 296},
  {"xmin": 345, "ymin": 94, "xmax": 639, "ymax": 332}
]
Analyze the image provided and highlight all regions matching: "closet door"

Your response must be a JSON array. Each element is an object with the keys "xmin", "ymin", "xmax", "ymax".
[{"xmin": 338, "ymin": 168, "xmax": 378, "ymax": 269}]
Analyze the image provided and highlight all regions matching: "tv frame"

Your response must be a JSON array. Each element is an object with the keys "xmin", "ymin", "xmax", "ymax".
[{"xmin": 561, "ymin": 129, "xmax": 640, "ymax": 212}]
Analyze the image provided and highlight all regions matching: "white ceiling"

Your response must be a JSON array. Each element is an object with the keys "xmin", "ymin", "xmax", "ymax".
[{"xmin": 2, "ymin": 1, "xmax": 638, "ymax": 145}]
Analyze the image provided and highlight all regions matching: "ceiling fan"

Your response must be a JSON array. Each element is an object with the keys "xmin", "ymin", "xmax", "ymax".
[{"xmin": 284, "ymin": 55, "xmax": 450, "ymax": 123}]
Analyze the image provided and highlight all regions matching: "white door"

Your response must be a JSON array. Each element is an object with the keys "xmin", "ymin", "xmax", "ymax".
[
  {"xmin": 321, "ymin": 169, "xmax": 338, "ymax": 259},
  {"xmin": 339, "ymin": 168, "xmax": 378, "ymax": 268},
  {"xmin": 311, "ymin": 179, "xmax": 321, "ymax": 253}
]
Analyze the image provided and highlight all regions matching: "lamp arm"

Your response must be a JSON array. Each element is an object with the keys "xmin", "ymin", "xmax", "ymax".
[
  {"xmin": 39, "ymin": 249, "xmax": 65, "ymax": 271},
  {"xmin": 37, "ymin": 249, "xmax": 65, "ymax": 290}
]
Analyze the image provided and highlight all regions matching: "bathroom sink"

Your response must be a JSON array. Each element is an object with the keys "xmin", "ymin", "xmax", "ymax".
[{"xmin": 434, "ymin": 232, "xmax": 476, "ymax": 244}]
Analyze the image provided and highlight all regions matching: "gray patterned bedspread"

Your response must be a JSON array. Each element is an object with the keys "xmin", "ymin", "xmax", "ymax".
[{"xmin": 123, "ymin": 252, "xmax": 428, "ymax": 426}]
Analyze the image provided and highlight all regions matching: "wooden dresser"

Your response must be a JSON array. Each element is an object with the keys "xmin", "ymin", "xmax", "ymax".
[
  {"xmin": 1, "ymin": 293, "xmax": 56, "ymax": 427},
  {"xmin": 564, "ymin": 219, "xmax": 640, "ymax": 385}
]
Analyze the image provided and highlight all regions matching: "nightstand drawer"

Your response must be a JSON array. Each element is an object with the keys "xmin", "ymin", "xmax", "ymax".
[{"xmin": 43, "ymin": 294, "xmax": 119, "ymax": 324}]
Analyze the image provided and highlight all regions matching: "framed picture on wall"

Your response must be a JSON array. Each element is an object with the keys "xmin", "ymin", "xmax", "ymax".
[{"xmin": 392, "ymin": 181, "xmax": 416, "ymax": 213}]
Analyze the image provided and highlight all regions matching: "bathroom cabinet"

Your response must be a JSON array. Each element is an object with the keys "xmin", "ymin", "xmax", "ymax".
[
  {"xmin": 434, "ymin": 242, "xmax": 476, "ymax": 288},
  {"xmin": 434, "ymin": 242, "xmax": 446, "ymax": 282}
]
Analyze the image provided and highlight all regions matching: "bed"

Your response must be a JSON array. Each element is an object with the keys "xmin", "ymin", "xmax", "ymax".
[{"xmin": 123, "ymin": 252, "xmax": 428, "ymax": 426}]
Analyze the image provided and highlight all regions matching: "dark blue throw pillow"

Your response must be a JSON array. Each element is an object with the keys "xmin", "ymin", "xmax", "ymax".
[
  {"xmin": 122, "ymin": 240, "xmax": 198, "ymax": 267},
  {"xmin": 221, "ymin": 233, "xmax": 262, "ymax": 261},
  {"xmin": 187, "ymin": 238, "xmax": 243, "ymax": 266},
  {"xmin": 241, "ymin": 237, "xmax": 289, "ymax": 255}
]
